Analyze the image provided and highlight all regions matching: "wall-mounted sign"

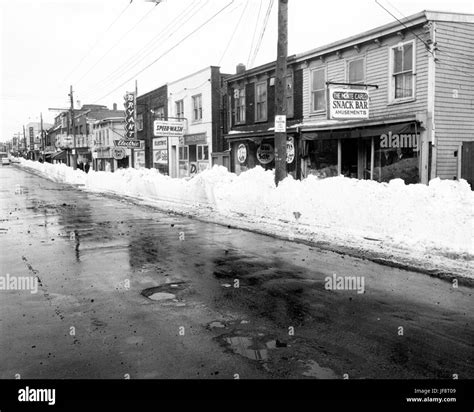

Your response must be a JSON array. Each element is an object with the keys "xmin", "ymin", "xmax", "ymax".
[
  {"xmin": 257, "ymin": 143, "xmax": 274, "ymax": 164},
  {"xmin": 275, "ymin": 115, "xmax": 286, "ymax": 132},
  {"xmin": 153, "ymin": 137, "xmax": 168, "ymax": 148},
  {"xmin": 184, "ymin": 133, "xmax": 206, "ymax": 145},
  {"xmin": 286, "ymin": 136, "xmax": 295, "ymax": 164},
  {"xmin": 112, "ymin": 147, "xmax": 126, "ymax": 160},
  {"xmin": 329, "ymin": 88, "xmax": 369, "ymax": 119},
  {"xmin": 153, "ymin": 149, "xmax": 168, "ymax": 165},
  {"xmin": 237, "ymin": 144, "xmax": 247, "ymax": 163},
  {"xmin": 154, "ymin": 120, "xmax": 185, "ymax": 137},
  {"xmin": 114, "ymin": 139, "xmax": 141, "ymax": 148}
]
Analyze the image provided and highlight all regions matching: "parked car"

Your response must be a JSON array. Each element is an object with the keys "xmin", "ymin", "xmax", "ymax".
[{"xmin": 0, "ymin": 152, "xmax": 10, "ymax": 165}]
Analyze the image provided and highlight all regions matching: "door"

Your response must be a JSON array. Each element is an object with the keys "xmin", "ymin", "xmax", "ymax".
[{"xmin": 461, "ymin": 141, "xmax": 474, "ymax": 189}]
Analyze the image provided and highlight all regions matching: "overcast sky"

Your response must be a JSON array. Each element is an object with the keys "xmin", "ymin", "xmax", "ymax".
[{"xmin": 1, "ymin": 0, "xmax": 473, "ymax": 141}]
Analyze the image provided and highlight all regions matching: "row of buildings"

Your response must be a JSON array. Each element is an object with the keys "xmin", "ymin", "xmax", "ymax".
[{"xmin": 7, "ymin": 10, "xmax": 474, "ymax": 186}]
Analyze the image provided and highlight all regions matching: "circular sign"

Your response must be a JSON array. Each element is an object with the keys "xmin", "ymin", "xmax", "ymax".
[
  {"xmin": 237, "ymin": 144, "xmax": 247, "ymax": 163},
  {"xmin": 256, "ymin": 143, "xmax": 274, "ymax": 165},
  {"xmin": 286, "ymin": 137, "xmax": 295, "ymax": 164},
  {"xmin": 112, "ymin": 147, "xmax": 126, "ymax": 160}
]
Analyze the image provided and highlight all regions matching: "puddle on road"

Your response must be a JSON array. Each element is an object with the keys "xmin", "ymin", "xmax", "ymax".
[
  {"xmin": 222, "ymin": 335, "xmax": 284, "ymax": 361},
  {"xmin": 141, "ymin": 282, "xmax": 187, "ymax": 302},
  {"xmin": 300, "ymin": 359, "xmax": 339, "ymax": 379}
]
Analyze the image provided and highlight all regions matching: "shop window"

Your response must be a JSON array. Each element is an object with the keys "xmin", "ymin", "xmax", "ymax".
[
  {"xmin": 286, "ymin": 73, "xmax": 294, "ymax": 118},
  {"xmin": 197, "ymin": 145, "xmax": 209, "ymax": 161},
  {"xmin": 303, "ymin": 139, "xmax": 338, "ymax": 178},
  {"xmin": 255, "ymin": 81, "xmax": 267, "ymax": 122},
  {"xmin": 347, "ymin": 58, "xmax": 365, "ymax": 85},
  {"xmin": 137, "ymin": 113, "xmax": 144, "ymax": 131},
  {"xmin": 176, "ymin": 100, "xmax": 184, "ymax": 120},
  {"xmin": 179, "ymin": 146, "xmax": 188, "ymax": 161},
  {"xmin": 235, "ymin": 87, "xmax": 245, "ymax": 124},
  {"xmin": 192, "ymin": 94, "xmax": 202, "ymax": 121},
  {"xmin": 390, "ymin": 40, "xmax": 415, "ymax": 101},
  {"xmin": 311, "ymin": 68, "xmax": 326, "ymax": 112}
]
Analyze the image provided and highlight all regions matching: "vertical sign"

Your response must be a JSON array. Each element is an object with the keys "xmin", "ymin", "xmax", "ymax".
[
  {"xmin": 124, "ymin": 92, "xmax": 135, "ymax": 139},
  {"xmin": 29, "ymin": 127, "xmax": 34, "ymax": 150}
]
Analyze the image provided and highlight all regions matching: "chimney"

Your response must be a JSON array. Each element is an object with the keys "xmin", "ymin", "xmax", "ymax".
[
  {"xmin": 113, "ymin": 103, "xmax": 117, "ymax": 111},
  {"xmin": 236, "ymin": 63, "xmax": 246, "ymax": 74}
]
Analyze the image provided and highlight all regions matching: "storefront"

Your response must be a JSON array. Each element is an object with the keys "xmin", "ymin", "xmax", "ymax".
[
  {"xmin": 92, "ymin": 147, "xmax": 131, "ymax": 172},
  {"xmin": 300, "ymin": 119, "xmax": 425, "ymax": 184},
  {"xmin": 227, "ymin": 130, "xmax": 299, "ymax": 178},
  {"xmin": 152, "ymin": 137, "xmax": 169, "ymax": 175},
  {"xmin": 177, "ymin": 132, "xmax": 210, "ymax": 178}
]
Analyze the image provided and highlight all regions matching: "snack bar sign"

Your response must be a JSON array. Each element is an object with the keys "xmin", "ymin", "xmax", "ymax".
[{"xmin": 329, "ymin": 88, "xmax": 369, "ymax": 120}]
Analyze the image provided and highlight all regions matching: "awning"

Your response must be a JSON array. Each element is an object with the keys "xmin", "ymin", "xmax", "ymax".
[
  {"xmin": 225, "ymin": 127, "xmax": 299, "ymax": 141},
  {"xmin": 50, "ymin": 150, "xmax": 67, "ymax": 160},
  {"xmin": 301, "ymin": 117, "xmax": 423, "ymax": 140}
]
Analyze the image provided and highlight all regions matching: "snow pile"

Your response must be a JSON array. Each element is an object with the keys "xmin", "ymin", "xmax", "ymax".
[{"xmin": 18, "ymin": 159, "xmax": 473, "ymax": 258}]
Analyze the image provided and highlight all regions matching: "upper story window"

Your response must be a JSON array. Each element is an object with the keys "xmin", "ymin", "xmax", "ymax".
[
  {"xmin": 311, "ymin": 67, "xmax": 326, "ymax": 112},
  {"xmin": 390, "ymin": 40, "xmax": 415, "ymax": 102},
  {"xmin": 286, "ymin": 73, "xmax": 294, "ymax": 118},
  {"xmin": 235, "ymin": 87, "xmax": 246, "ymax": 124},
  {"xmin": 137, "ymin": 113, "xmax": 144, "ymax": 131},
  {"xmin": 175, "ymin": 100, "xmax": 184, "ymax": 120},
  {"xmin": 154, "ymin": 106, "xmax": 165, "ymax": 119},
  {"xmin": 255, "ymin": 81, "xmax": 267, "ymax": 122},
  {"xmin": 348, "ymin": 58, "xmax": 365, "ymax": 85},
  {"xmin": 192, "ymin": 94, "xmax": 202, "ymax": 121}
]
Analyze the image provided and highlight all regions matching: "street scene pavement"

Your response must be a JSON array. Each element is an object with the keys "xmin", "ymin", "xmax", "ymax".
[{"xmin": 1, "ymin": 165, "xmax": 473, "ymax": 379}]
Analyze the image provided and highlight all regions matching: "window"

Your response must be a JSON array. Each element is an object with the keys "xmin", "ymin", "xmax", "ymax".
[
  {"xmin": 286, "ymin": 73, "xmax": 294, "ymax": 118},
  {"xmin": 179, "ymin": 146, "xmax": 188, "ymax": 160},
  {"xmin": 235, "ymin": 87, "xmax": 246, "ymax": 124},
  {"xmin": 255, "ymin": 81, "xmax": 267, "ymax": 121},
  {"xmin": 176, "ymin": 100, "xmax": 184, "ymax": 120},
  {"xmin": 390, "ymin": 41, "xmax": 415, "ymax": 101},
  {"xmin": 197, "ymin": 145, "xmax": 209, "ymax": 161},
  {"xmin": 311, "ymin": 68, "xmax": 326, "ymax": 112},
  {"xmin": 154, "ymin": 106, "xmax": 165, "ymax": 119},
  {"xmin": 137, "ymin": 113, "xmax": 144, "ymax": 131},
  {"xmin": 192, "ymin": 94, "xmax": 202, "ymax": 121},
  {"xmin": 348, "ymin": 58, "xmax": 365, "ymax": 85}
]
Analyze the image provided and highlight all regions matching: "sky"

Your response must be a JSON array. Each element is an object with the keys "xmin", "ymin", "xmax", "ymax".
[{"xmin": 1, "ymin": 0, "xmax": 473, "ymax": 141}]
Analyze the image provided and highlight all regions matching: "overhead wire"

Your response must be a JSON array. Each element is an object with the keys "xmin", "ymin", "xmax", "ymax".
[
  {"xmin": 90, "ymin": 0, "xmax": 235, "ymax": 104},
  {"xmin": 60, "ymin": 0, "xmax": 133, "ymax": 85},
  {"xmin": 86, "ymin": 0, "xmax": 206, "ymax": 97},
  {"xmin": 74, "ymin": 1, "xmax": 162, "ymax": 86},
  {"xmin": 248, "ymin": 0, "xmax": 274, "ymax": 68},
  {"xmin": 218, "ymin": 0, "xmax": 250, "ymax": 65},
  {"xmin": 246, "ymin": 0, "xmax": 263, "ymax": 67}
]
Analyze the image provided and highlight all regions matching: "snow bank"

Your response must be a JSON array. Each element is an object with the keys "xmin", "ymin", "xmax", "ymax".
[{"xmin": 18, "ymin": 159, "xmax": 473, "ymax": 258}]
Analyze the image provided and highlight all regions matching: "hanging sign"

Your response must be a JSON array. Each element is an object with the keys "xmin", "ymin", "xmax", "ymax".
[
  {"xmin": 329, "ymin": 88, "xmax": 369, "ymax": 119},
  {"xmin": 256, "ymin": 143, "xmax": 274, "ymax": 165},
  {"xmin": 124, "ymin": 92, "xmax": 135, "ymax": 139},
  {"xmin": 114, "ymin": 139, "xmax": 141, "ymax": 148},
  {"xmin": 112, "ymin": 147, "xmax": 126, "ymax": 160},
  {"xmin": 237, "ymin": 144, "xmax": 247, "ymax": 163}
]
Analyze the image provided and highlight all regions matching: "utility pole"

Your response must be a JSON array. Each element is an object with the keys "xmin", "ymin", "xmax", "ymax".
[
  {"xmin": 40, "ymin": 112, "xmax": 44, "ymax": 160},
  {"xmin": 69, "ymin": 85, "xmax": 77, "ymax": 169},
  {"xmin": 274, "ymin": 0, "xmax": 288, "ymax": 185},
  {"xmin": 132, "ymin": 79, "xmax": 137, "ymax": 169},
  {"xmin": 22, "ymin": 125, "xmax": 27, "ymax": 158}
]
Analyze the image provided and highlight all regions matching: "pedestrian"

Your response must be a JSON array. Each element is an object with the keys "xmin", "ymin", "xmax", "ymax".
[
  {"xmin": 78, "ymin": 161, "xmax": 84, "ymax": 171},
  {"xmin": 84, "ymin": 162, "xmax": 90, "ymax": 174}
]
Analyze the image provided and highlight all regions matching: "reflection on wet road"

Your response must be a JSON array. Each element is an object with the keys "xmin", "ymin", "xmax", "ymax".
[{"xmin": 0, "ymin": 166, "xmax": 473, "ymax": 379}]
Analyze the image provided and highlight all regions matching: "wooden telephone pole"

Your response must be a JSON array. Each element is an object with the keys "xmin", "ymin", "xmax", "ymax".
[
  {"xmin": 274, "ymin": 0, "xmax": 288, "ymax": 185},
  {"xmin": 69, "ymin": 85, "xmax": 77, "ymax": 170}
]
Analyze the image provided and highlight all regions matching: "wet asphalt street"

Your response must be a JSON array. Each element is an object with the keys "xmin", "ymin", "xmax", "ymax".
[{"xmin": 0, "ymin": 165, "xmax": 473, "ymax": 379}]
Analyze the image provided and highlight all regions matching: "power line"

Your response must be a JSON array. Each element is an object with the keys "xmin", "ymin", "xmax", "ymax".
[
  {"xmin": 91, "ymin": 1, "xmax": 235, "ymax": 104},
  {"xmin": 61, "ymin": 1, "xmax": 133, "ymax": 85},
  {"xmin": 249, "ymin": 0, "xmax": 274, "ymax": 68},
  {"xmin": 218, "ymin": 0, "xmax": 250, "ymax": 65},
  {"xmin": 246, "ymin": 0, "xmax": 263, "ymax": 67},
  {"xmin": 374, "ymin": 0, "xmax": 435, "ymax": 57},
  {"xmin": 86, "ymin": 0, "xmax": 206, "ymax": 97},
  {"xmin": 74, "ymin": 1, "xmax": 161, "ymax": 86}
]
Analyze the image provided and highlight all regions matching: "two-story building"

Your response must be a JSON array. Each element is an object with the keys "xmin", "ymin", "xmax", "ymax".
[
  {"xmin": 167, "ymin": 66, "xmax": 230, "ymax": 178},
  {"xmin": 225, "ymin": 10, "xmax": 474, "ymax": 186},
  {"xmin": 92, "ymin": 116, "xmax": 128, "ymax": 171},
  {"xmin": 224, "ymin": 60, "xmax": 304, "ymax": 178}
]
